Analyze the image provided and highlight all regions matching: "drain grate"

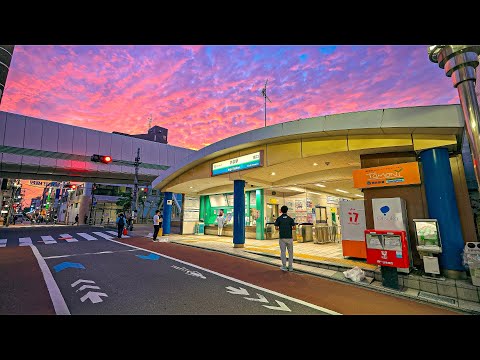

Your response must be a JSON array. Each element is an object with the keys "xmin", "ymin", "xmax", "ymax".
[{"xmin": 418, "ymin": 291, "xmax": 458, "ymax": 306}]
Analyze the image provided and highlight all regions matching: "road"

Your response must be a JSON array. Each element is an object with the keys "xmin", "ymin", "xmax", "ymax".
[{"xmin": 0, "ymin": 226, "xmax": 463, "ymax": 315}]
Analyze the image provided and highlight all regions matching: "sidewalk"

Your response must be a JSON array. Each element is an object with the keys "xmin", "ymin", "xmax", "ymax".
[{"xmin": 124, "ymin": 226, "xmax": 480, "ymax": 314}]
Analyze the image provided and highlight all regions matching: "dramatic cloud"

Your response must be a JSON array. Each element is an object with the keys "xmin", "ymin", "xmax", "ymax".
[{"xmin": 1, "ymin": 45, "xmax": 458, "ymax": 151}]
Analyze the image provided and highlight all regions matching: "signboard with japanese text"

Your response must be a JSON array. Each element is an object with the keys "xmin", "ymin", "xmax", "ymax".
[
  {"xmin": 353, "ymin": 162, "xmax": 421, "ymax": 189},
  {"xmin": 365, "ymin": 229, "xmax": 410, "ymax": 268},
  {"xmin": 211, "ymin": 151, "xmax": 264, "ymax": 176}
]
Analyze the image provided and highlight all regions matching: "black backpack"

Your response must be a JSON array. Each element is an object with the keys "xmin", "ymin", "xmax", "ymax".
[{"xmin": 118, "ymin": 216, "xmax": 125, "ymax": 227}]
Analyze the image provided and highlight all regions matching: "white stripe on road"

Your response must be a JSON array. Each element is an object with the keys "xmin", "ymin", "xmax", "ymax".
[
  {"xmin": 0, "ymin": 239, "xmax": 6, "ymax": 247},
  {"xmin": 106, "ymin": 238, "xmax": 341, "ymax": 315},
  {"xmin": 41, "ymin": 236, "xmax": 57, "ymax": 245},
  {"xmin": 43, "ymin": 249, "xmax": 139, "ymax": 259},
  {"xmin": 59, "ymin": 234, "xmax": 78, "ymax": 242},
  {"xmin": 76, "ymin": 233, "xmax": 97, "ymax": 241},
  {"xmin": 93, "ymin": 232, "xmax": 114, "ymax": 240},
  {"xmin": 30, "ymin": 245, "xmax": 70, "ymax": 315},
  {"xmin": 19, "ymin": 237, "xmax": 32, "ymax": 246},
  {"xmin": 105, "ymin": 230, "xmax": 130, "ymax": 238}
]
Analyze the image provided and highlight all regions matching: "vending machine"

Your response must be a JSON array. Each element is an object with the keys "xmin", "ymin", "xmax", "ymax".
[{"xmin": 371, "ymin": 197, "xmax": 413, "ymax": 272}]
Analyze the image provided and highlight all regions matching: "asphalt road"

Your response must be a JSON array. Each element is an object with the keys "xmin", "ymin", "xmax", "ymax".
[{"xmin": 1, "ymin": 226, "xmax": 331, "ymax": 315}]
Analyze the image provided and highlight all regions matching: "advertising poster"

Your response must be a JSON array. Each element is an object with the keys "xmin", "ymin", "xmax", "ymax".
[
  {"xmin": 339, "ymin": 200, "xmax": 366, "ymax": 242},
  {"xmin": 295, "ymin": 199, "xmax": 305, "ymax": 212}
]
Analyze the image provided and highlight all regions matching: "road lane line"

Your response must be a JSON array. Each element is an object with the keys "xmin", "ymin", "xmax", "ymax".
[
  {"xmin": 77, "ymin": 233, "xmax": 97, "ymax": 241},
  {"xmin": 59, "ymin": 234, "xmax": 78, "ymax": 242},
  {"xmin": 30, "ymin": 245, "xmax": 70, "ymax": 315},
  {"xmin": 0, "ymin": 239, "xmax": 6, "ymax": 247},
  {"xmin": 106, "ymin": 238, "xmax": 341, "ymax": 315},
  {"xmin": 105, "ymin": 230, "xmax": 130, "ymax": 238},
  {"xmin": 93, "ymin": 232, "xmax": 114, "ymax": 240},
  {"xmin": 43, "ymin": 249, "xmax": 140, "ymax": 259},
  {"xmin": 41, "ymin": 236, "xmax": 57, "ymax": 245},
  {"xmin": 19, "ymin": 237, "xmax": 32, "ymax": 246}
]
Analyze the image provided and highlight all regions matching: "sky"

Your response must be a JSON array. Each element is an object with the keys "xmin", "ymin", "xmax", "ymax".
[{"xmin": 0, "ymin": 45, "xmax": 461, "ymax": 204}]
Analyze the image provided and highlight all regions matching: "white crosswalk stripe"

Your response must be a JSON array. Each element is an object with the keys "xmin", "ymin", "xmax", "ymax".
[
  {"xmin": 93, "ymin": 232, "xmax": 114, "ymax": 240},
  {"xmin": 59, "ymin": 234, "xmax": 78, "ymax": 242},
  {"xmin": 105, "ymin": 230, "xmax": 129, "ymax": 238},
  {"xmin": 19, "ymin": 237, "xmax": 32, "ymax": 246},
  {"xmin": 76, "ymin": 233, "xmax": 98, "ymax": 241},
  {"xmin": 0, "ymin": 239, "xmax": 6, "ymax": 247},
  {"xmin": 41, "ymin": 235, "xmax": 57, "ymax": 244}
]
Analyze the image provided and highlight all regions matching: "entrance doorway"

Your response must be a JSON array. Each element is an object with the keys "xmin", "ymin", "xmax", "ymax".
[{"xmin": 266, "ymin": 203, "xmax": 279, "ymax": 223}]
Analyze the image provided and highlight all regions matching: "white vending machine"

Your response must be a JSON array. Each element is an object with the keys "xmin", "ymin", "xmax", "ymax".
[{"xmin": 372, "ymin": 197, "xmax": 413, "ymax": 272}]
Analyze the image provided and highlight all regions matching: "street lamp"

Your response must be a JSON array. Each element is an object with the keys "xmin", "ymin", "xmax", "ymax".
[{"xmin": 428, "ymin": 45, "xmax": 480, "ymax": 190}]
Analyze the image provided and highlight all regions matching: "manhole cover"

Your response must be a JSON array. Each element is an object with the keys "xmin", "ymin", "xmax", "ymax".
[{"xmin": 418, "ymin": 291, "xmax": 457, "ymax": 306}]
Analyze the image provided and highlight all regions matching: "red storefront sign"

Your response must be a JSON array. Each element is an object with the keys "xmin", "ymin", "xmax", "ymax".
[{"xmin": 365, "ymin": 229, "xmax": 410, "ymax": 268}]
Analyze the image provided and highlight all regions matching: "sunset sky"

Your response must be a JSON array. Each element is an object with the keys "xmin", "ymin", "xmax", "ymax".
[{"xmin": 0, "ymin": 45, "xmax": 461, "ymax": 203}]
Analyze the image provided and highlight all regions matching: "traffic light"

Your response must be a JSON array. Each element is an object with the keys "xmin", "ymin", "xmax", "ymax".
[
  {"xmin": 65, "ymin": 184, "xmax": 76, "ymax": 190},
  {"xmin": 91, "ymin": 154, "xmax": 112, "ymax": 164}
]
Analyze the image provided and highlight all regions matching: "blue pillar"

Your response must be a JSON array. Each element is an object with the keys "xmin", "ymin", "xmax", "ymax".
[
  {"xmin": 162, "ymin": 192, "xmax": 173, "ymax": 235},
  {"xmin": 233, "ymin": 180, "xmax": 245, "ymax": 248},
  {"xmin": 420, "ymin": 148, "xmax": 465, "ymax": 273}
]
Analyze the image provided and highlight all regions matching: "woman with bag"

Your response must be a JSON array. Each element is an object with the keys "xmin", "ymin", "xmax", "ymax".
[{"xmin": 116, "ymin": 213, "xmax": 126, "ymax": 238}]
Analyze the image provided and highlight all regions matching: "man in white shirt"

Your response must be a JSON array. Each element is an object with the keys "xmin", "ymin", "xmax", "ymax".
[{"xmin": 153, "ymin": 210, "xmax": 161, "ymax": 241}]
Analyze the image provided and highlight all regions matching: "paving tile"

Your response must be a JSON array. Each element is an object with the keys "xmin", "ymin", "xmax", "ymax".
[
  {"xmin": 419, "ymin": 281, "xmax": 438, "ymax": 294},
  {"xmin": 456, "ymin": 287, "xmax": 480, "ymax": 302},
  {"xmin": 457, "ymin": 300, "xmax": 480, "ymax": 313},
  {"xmin": 404, "ymin": 288, "xmax": 420, "ymax": 297},
  {"xmin": 404, "ymin": 278, "xmax": 420, "ymax": 290},
  {"xmin": 456, "ymin": 280, "xmax": 478, "ymax": 290},
  {"xmin": 437, "ymin": 284, "xmax": 458, "ymax": 298},
  {"xmin": 316, "ymin": 268, "xmax": 338, "ymax": 277}
]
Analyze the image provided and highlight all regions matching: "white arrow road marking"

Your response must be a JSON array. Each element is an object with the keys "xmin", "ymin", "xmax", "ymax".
[
  {"xmin": 93, "ymin": 232, "xmax": 114, "ymax": 240},
  {"xmin": 76, "ymin": 233, "xmax": 97, "ymax": 241},
  {"xmin": 71, "ymin": 279, "xmax": 96, "ymax": 287},
  {"xmin": 263, "ymin": 300, "xmax": 291, "ymax": 312},
  {"xmin": 106, "ymin": 230, "xmax": 129, "ymax": 238},
  {"xmin": 59, "ymin": 234, "xmax": 78, "ymax": 242},
  {"xmin": 0, "ymin": 239, "xmax": 6, "ymax": 248},
  {"xmin": 19, "ymin": 237, "xmax": 32, "ymax": 246},
  {"xmin": 226, "ymin": 286, "xmax": 250, "ymax": 296},
  {"xmin": 76, "ymin": 285, "xmax": 101, "ymax": 292},
  {"xmin": 41, "ymin": 236, "xmax": 57, "ymax": 244},
  {"xmin": 80, "ymin": 291, "xmax": 108, "ymax": 304},
  {"xmin": 244, "ymin": 293, "xmax": 269, "ymax": 303}
]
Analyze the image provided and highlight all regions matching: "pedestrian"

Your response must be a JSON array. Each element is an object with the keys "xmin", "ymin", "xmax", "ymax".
[
  {"xmin": 274, "ymin": 205, "xmax": 296, "ymax": 272},
  {"xmin": 116, "ymin": 213, "xmax": 126, "ymax": 238},
  {"xmin": 73, "ymin": 214, "xmax": 79, "ymax": 225},
  {"xmin": 216, "ymin": 209, "xmax": 225, "ymax": 236},
  {"xmin": 84, "ymin": 214, "xmax": 88, "ymax": 225},
  {"xmin": 153, "ymin": 210, "xmax": 161, "ymax": 241}
]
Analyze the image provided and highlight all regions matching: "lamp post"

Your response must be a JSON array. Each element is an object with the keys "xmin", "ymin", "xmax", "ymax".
[{"xmin": 428, "ymin": 45, "xmax": 480, "ymax": 190}]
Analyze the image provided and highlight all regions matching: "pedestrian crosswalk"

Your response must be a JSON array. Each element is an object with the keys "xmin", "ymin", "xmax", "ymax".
[{"xmin": 0, "ymin": 230, "xmax": 130, "ymax": 247}]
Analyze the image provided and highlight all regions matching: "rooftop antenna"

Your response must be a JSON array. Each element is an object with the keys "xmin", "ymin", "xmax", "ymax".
[
  {"xmin": 261, "ymin": 79, "xmax": 272, "ymax": 127},
  {"xmin": 147, "ymin": 113, "xmax": 152, "ymax": 131}
]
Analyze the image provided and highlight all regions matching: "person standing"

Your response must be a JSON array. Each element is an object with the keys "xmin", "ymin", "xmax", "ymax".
[
  {"xmin": 274, "ymin": 205, "xmax": 296, "ymax": 272},
  {"xmin": 84, "ymin": 214, "xmax": 88, "ymax": 225},
  {"xmin": 73, "ymin": 214, "xmax": 79, "ymax": 225},
  {"xmin": 216, "ymin": 209, "xmax": 225, "ymax": 236},
  {"xmin": 153, "ymin": 210, "xmax": 161, "ymax": 241},
  {"xmin": 116, "ymin": 213, "xmax": 126, "ymax": 238}
]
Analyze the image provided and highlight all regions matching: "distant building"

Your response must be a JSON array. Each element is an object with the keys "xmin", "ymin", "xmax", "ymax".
[{"xmin": 113, "ymin": 125, "xmax": 168, "ymax": 144}]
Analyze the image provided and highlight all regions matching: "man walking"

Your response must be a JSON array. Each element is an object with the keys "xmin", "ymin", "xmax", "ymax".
[
  {"xmin": 274, "ymin": 205, "xmax": 296, "ymax": 272},
  {"xmin": 153, "ymin": 210, "xmax": 161, "ymax": 241},
  {"xmin": 116, "ymin": 213, "xmax": 126, "ymax": 238},
  {"xmin": 73, "ymin": 214, "xmax": 79, "ymax": 225}
]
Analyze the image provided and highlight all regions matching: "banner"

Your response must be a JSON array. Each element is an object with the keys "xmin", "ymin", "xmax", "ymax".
[{"xmin": 353, "ymin": 162, "xmax": 421, "ymax": 189}]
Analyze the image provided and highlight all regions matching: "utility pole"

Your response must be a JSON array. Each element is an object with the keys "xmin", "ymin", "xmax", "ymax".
[
  {"xmin": 89, "ymin": 183, "xmax": 96, "ymax": 225},
  {"xmin": 131, "ymin": 148, "xmax": 141, "ymax": 228},
  {"xmin": 261, "ymin": 79, "xmax": 272, "ymax": 127}
]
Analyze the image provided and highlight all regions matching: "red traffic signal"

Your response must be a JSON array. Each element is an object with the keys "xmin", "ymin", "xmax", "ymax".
[{"xmin": 91, "ymin": 154, "xmax": 112, "ymax": 164}]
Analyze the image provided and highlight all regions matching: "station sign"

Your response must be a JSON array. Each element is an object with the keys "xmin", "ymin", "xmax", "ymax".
[
  {"xmin": 212, "ymin": 151, "xmax": 264, "ymax": 176},
  {"xmin": 352, "ymin": 162, "xmax": 421, "ymax": 189}
]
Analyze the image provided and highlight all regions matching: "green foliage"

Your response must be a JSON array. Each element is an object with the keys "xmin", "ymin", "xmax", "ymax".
[{"xmin": 116, "ymin": 192, "xmax": 132, "ymax": 212}]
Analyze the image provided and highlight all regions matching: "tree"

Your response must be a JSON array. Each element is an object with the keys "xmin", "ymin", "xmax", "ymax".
[{"xmin": 116, "ymin": 192, "xmax": 132, "ymax": 213}]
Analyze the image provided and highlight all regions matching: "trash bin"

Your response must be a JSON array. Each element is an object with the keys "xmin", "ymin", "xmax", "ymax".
[
  {"xmin": 300, "ymin": 223, "xmax": 314, "ymax": 242},
  {"xmin": 463, "ymin": 242, "xmax": 480, "ymax": 286},
  {"xmin": 265, "ymin": 222, "xmax": 276, "ymax": 239},
  {"xmin": 195, "ymin": 221, "xmax": 205, "ymax": 235},
  {"xmin": 314, "ymin": 225, "xmax": 330, "ymax": 244}
]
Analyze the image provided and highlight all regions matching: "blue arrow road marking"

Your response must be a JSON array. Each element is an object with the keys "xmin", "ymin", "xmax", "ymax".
[
  {"xmin": 53, "ymin": 262, "xmax": 85, "ymax": 273},
  {"xmin": 136, "ymin": 253, "xmax": 160, "ymax": 260}
]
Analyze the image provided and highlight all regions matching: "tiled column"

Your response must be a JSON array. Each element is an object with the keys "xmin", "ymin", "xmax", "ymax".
[
  {"xmin": 233, "ymin": 180, "xmax": 245, "ymax": 248},
  {"xmin": 420, "ymin": 147, "xmax": 466, "ymax": 279},
  {"xmin": 162, "ymin": 191, "xmax": 173, "ymax": 235},
  {"xmin": 256, "ymin": 189, "xmax": 264, "ymax": 240}
]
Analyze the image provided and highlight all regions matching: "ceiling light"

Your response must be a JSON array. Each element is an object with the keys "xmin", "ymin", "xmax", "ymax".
[
  {"xmin": 336, "ymin": 189, "xmax": 349, "ymax": 194},
  {"xmin": 313, "ymin": 163, "xmax": 318, "ymax": 166},
  {"xmin": 271, "ymin": 172, "xmax": 276, "ymax": 176},
  {"xmin": 307, "ymin": 190, "xmax": 324, "ymax": 196},
  {"xmin": 189, "ymin": 186, "xmax": 193, "ymax": 189},
  {"xmin": 315, "ymin": 183, "xmax": 326, "ymax": 188},
  {"xmin": 355, "ymin": 194, "xmax": 364, "ymax": 197}
]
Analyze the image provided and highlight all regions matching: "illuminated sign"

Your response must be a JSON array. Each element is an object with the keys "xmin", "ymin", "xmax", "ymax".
[
  {"xmin": 352, "ymin": 162, "xmax": 421, "ymax": 189},
  {"xmin": 212, "ymin": 151, "xmax": 263, "ymax": 176}
]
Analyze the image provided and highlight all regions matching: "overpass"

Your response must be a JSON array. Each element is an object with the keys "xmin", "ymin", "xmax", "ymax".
[{"xmin": 0, "ymin": 111, "xmax": 195, "ymax": 184}]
